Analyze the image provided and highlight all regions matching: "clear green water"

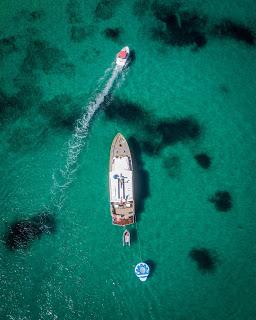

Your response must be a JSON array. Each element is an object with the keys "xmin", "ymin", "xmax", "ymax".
[{"xmin": 1, "ymin": 1, "xmax": 256, "ymax": 319}]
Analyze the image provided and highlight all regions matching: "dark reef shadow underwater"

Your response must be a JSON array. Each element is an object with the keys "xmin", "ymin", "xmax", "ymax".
[
  {"xmin": 4, "ymin": 212, "xmax": 56, "ymax": 250},
  {"xmin": 209, "ymin": 191, "xmax": 232, "ymax": 212},
  {"xmin": 189, "ymin": 248, "xmax": 218, "ymax": 274},
  {"xmin": 149, "ymin": 1, "xmax": 255, "ymax": 49},
  {"xmin": 128, "ymin": 136, "xmax": 150, "ymax": 220},
  {"xmin": 104, "ymin": 96, "xmax": 202, "ymax": 157}
]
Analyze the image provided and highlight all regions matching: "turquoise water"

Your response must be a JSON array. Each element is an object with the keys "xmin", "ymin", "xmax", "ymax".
[{"xmin": 1, "ymin": 0, "xmax": 256, "ymax": 319}]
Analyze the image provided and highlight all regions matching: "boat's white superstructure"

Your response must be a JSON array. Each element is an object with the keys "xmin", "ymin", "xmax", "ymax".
[
  {"xmin": 109, "ymin": 133, "xmax": 135, "ymax": 226},
  {"xmin": 116, "ymin": 46, "xmax": 130, "ymax": 69}
]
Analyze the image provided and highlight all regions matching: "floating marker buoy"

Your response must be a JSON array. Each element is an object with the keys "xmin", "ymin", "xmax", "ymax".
[{"xmin": 135, "ymin": 262, "xmax": 150, "ymax": 281}]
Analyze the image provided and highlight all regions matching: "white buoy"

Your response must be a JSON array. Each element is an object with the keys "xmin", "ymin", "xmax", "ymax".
[{"xmin": 135, "ymin": 262, "xmax": 150, "ymax": 281}]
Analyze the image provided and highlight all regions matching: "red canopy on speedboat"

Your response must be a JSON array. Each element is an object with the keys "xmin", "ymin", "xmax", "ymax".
[{"xmin": 118, "ymin": 51, "xmax": 127, "ymax": 58}]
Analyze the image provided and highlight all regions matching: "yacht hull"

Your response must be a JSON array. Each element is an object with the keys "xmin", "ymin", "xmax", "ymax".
[{"xmin": 109, "ymin": 133, "xmax": 135, "ymax": 226}]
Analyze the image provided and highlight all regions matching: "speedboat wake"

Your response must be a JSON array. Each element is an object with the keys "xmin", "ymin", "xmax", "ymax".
[{"xmin": 51, "ymin": 48, "xmax": 130, "ymax": 212}]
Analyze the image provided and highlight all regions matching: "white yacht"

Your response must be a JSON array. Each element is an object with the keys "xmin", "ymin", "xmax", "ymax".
[{"xmin": 109, "ymin": 133, "xmax": 135, "ymax": 226}]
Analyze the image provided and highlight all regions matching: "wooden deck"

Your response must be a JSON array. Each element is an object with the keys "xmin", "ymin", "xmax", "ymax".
[
  {"xmin": 114, "ymin": 206, "xmax": 133, "ymax": 215},
  {"xmin": 112, "ymin": 215, "xmax": 135, "ymax": 226},
  {"xmin": 109, "ymin": 133, "xmax": 132, "ymax": 171}
]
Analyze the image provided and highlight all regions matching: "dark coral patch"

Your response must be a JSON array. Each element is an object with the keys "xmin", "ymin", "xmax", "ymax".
[
  {"xmin": 151, "ymin": 2, "xmax": 207, "ymax": 49},
  {"xmin": 194, "ymin": 153, "xmax": 211, "ymax": 169},
  {"xmin": 66, "ymin": 0, "xmax": 83, "ymax": 24},
  {"xmin": 29, "ymin": 10, "xmax": 44, "ymax": 21},
  {"xmin": 55, "ymin": 62, "xmax": 76, "ymax": 77},
  {"xmin": 81, "ymin": 48, "xmax": 101, "ymax": 63},
  {"xmin": 0, "ymin": 36, "xmax": 18, "ymax": 60},
  {"xmin": 95, "ymin": 0, "xmax": 120, "ymax": 20},
  {"xmin": 162, "ymin": 155, "xmax": 181, "ymax": 177},
  {"xmin": 141, "ymin": 115, "xmax": 202, "ymax": 154},
  {"xmin": 15, "ymin": 9, "xmax": 45, "ymax": 23},
  {"xmin": 15, "ymin": 84, "xmax": 43, "ymax": 108},
  {"xmin": 189, "ymin": 248, "xmax": 217, "ymax": 273},
  {"xmin": 70, "ymin": 26, "xmax": 89, "ymax": 42},
  {"xmin": 105, "ymin": 98, "xmax": 148, "ymax": 124},
  {"xmin": 0, "ymin": 89, "xmax": 19, "ymax": 118},
  {"xmin": 66, "ymin": 0, "xmax": 93, "ymax": 42},
  {"xmin": 21, "ymin": 40, "xmax": 64, "ymax": 73},
  {"xmin": 7, "ymin": 122, "xmax": 47, "ymax": 152},
  {"xmin": 105, "ymin": 98, "xmax": 201, "ymax": 155},
  {"xmin": 5, "ymin": 212, "xmax": 56, "ymax": 250},
  {"xmin": 39, "ymin": 94, "xmax": 81, "ymax": 130},
  {"xmin": 133, "ymin": 0, "xmax": 150, "ymax": 17},
  {"xmin": 219, "ymin": 84, "xmax": 229, "ymax": 94},
  {"xmin": 209, "ymin": 191, "xmax": 232, "ymax": 212},
  {"xmin": 104, "ymin": 27, "xmax": 121, "ymax": 40},
  {"xmin": 157, "ymin": 118, "xmax": 201, "ymax": 146},
  {"xmin": 0, "ymin": 84, "xmax": 43, "ymax": 123},
  {"xmin": 213, "ymin": 20, "xmax": 255, "ymax": 45},
  {"xmin": 141, "ymin": 139, "xmax": 161, "ymax": 156},
  {"xmin": 0, "ymin": 83, "xmax": 46, "ymax": 151},
  {"xmin": 21, "ymin": 40, "xmax": 75, "ymax": 76}
]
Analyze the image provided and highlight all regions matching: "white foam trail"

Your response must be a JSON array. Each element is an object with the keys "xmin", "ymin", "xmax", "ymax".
[
  {"xmin": 97, "ymin": 62, "xmax": 115, "ymax": 85},
  {"xmin": 51, "ymin": 64, "xmax": 125, "ymax": 211}
]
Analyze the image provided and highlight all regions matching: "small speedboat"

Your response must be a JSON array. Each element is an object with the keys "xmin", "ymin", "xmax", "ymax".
[
  {"xmin": 123, "ymin": 229, "xmax": 130, "ymax": 246},
  {"xmin": 135, "ymin": 262, "xmax": 150, "ymax": 281},
  {"xmin": 116, "ymin": 46, "xmax": 129, "ymax": 69}
]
